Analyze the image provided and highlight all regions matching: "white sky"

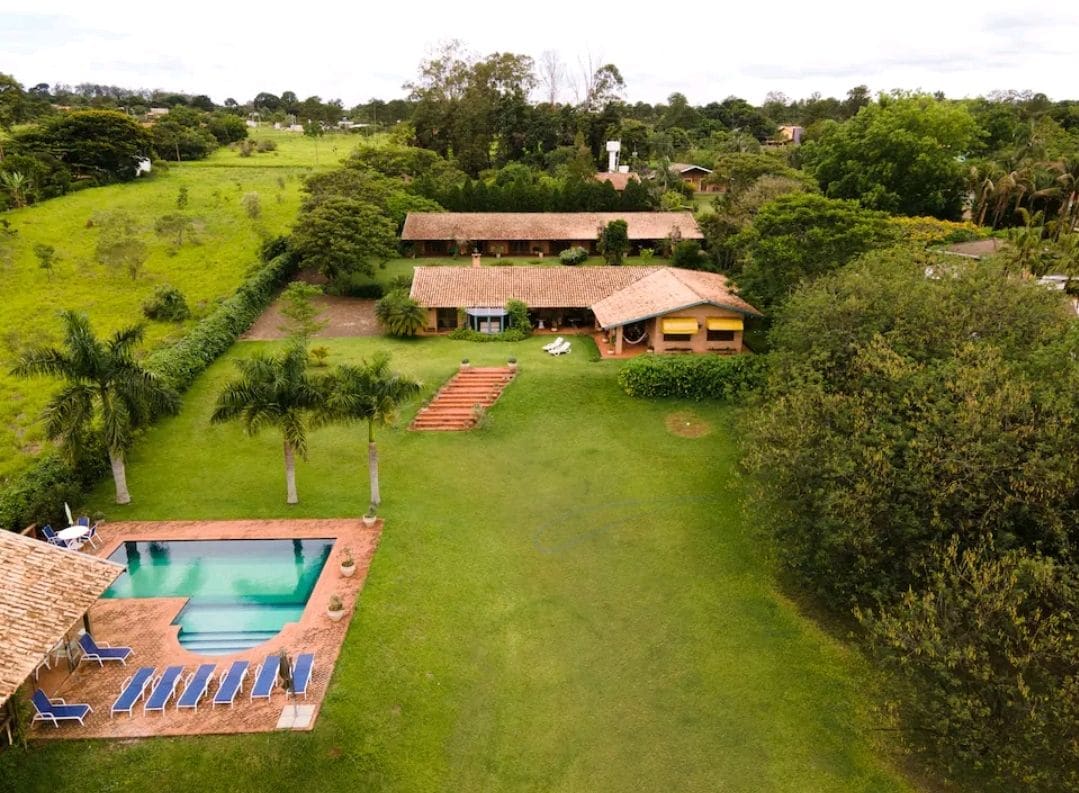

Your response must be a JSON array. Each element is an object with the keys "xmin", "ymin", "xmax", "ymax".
[{"xmin": 2, "ymin": 0, "xmax": 1078, "ymax": 107}]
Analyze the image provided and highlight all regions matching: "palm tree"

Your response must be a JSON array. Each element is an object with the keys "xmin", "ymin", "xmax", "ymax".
[
  {"xmin": 11, "ymin": 311, "xmax": 180, "ymax": 504},
  {"xmin": 0, "ymin": 170, "xmax": 29, "ymax": 208},
  {"xmin": 319, "ymin": 353, "xmax": 421, "ymax": 506},
  {"xmin": 211, "ymin": 344, "xmax": 325, "ymax": 504},
  {"xmin": 374, "ymin": 290, "xmax": 427, "ymax": 337}
]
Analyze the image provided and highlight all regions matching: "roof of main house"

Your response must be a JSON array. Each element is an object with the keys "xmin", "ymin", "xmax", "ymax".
[
  {"xmin": 593, "ymin": 172, "xmax": 641, "ymax": 190},
  {"xmin": 410, "ymin": 266, "xmax": 762, "ymax": 327},
  {"xmin": 0, "ymin": 531, "xmax": 124, "ymax": 705},
  {"xmin": 400, "ymin": 212, "xmax": 703, "ymax": 241}
]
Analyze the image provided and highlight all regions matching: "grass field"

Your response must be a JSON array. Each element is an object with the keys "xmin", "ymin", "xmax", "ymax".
[
  {"xmin": 0, "ymin": 336, "xmax": 915, "ymax": 793},
  {"xmin": 0, "ymin": 129, "xmax": 356, "ymax": 479}
]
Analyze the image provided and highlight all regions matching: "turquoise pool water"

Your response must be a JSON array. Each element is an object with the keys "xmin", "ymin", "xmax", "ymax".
[{"xmin": 104, "ymin": 539, "xmax": 333, "ymax": 655}]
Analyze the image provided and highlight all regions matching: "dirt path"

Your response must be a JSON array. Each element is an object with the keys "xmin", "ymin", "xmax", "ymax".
[{"xmin": 242, "ymin": 295, "xmax": 381, "ymax": 340}]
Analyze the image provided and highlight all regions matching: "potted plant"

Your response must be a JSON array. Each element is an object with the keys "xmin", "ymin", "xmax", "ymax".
[
  {"xmin": 507, "ymin": 357, "xmax": 517, "ymax": 371},
  {"xmin": 362, "ymin": 505, "xmax": 378, "ymax": 527},
  {"xmin": 326, "ymin": 594, "xmax": 345, "ymax": 622},
  {"xmin": 460, "ymin": 358, "xmax": 471, "ymax": 371},
  {"xmin": 339, "ymin": 546, "xmax": 356, "ymax": 577}
]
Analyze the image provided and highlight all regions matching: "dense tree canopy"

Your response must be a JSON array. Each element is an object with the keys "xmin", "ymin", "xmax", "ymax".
[
  {"xmin": 801, "ymin": 94, "xmax": 979, "ymax": 219},
  {"xmin": 12, "ymin": 109, "xmax": 153, "ymax": 183},
  {"xmin": 733, "ymin": 193, "xmax": 897, "ymax": 308}
]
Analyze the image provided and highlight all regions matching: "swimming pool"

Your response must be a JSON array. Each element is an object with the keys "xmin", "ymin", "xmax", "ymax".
[{"xmin": 104, "ymin": 538, "xmax": 333, "ymax": 655}]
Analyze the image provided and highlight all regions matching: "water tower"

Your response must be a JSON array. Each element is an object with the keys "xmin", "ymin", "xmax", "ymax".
[{"xmin": 606, "ymin": 140, "xmax": 621, "ymax": 173}]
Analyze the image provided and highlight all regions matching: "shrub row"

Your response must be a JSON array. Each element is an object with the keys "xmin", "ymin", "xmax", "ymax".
[
  {"xmin": 145, "ymin": 253, "xmax": 297, "ymax": 390},
  {"xmin": 0, "ymin": 252, "xmax": 297, "ymax": 531},
  {"xmin": 447, "ymin": 327, "xmax": 529, "ymax": 343},
  {"xmin": 617, "ymin": 353, "xmax": 768, "ymax": 401}
]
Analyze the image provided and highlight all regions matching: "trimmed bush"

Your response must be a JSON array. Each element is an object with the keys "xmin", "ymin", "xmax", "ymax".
[
  {"xmin": 142, "ymin": 284, "xmax": 191, "ymax": 322},
  {"xmin": 617, "ymin": 354, "xmax": 768, "ymax": 401},
  {"xmin": 447, "ymin": 327, "xmax": 529, "ymax": 343},
  {"xmin": 328, "ymin": 280, "xmax": 384, "ymax": 299},
  {"xmin": 559, "ymin": 246, "xmax": 589, "ymax": 265}
]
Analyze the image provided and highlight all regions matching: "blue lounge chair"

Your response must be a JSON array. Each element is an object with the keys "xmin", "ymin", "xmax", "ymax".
[
  {"xmin": 111, "ymin": 667, "xmax": 155, "ymax": 717},
  {"xmin": 250, "ymin": 655, "xmax": 280, "ymax": 701},
  {"xmin": 288, "ymin": 653, "xmax": 315, "ymax": 699},
  {"xmin": 212, "ymin": 660, "xmax": 248, "ymax": 708},
  {"xmin": 176, "ymin": 664, "xmax": 216, "ymax": 711},
  {"xmin": 144, "ymin": 665, "xmax": 184, "ymax": 714},
  {"xmin": 78, "ymin": 634, "xmax": 133, "ymax": 666},
  {"xmin": 30, "ymin": 689, "xmax": 92, "ymax": 727}
]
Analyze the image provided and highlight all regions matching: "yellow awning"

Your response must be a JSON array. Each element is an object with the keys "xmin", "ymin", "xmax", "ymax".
[
  {"xmin": 661, "ymin": 317, "xmax": 699, "ymax": 334},
  {"xmin": 706, "ymin": 317, "xmax": 744, "ymax": 331}
]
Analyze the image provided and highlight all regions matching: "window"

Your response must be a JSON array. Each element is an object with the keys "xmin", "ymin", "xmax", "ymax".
[
  {"xmin": 663, "ymin": 333, "xmax": 693, "ymax": 342},
  {"xmin": 707, "ymin": 329, "xmax": 735, "ymax": 342}
]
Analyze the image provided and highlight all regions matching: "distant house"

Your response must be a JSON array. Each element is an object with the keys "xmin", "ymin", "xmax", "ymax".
[
  {"xmin": 668, "ymin": 163, "xmax": 717, "ymax": 192},
  {"xmin": 409, "ymin": 265, "xmax": 762, "ymax": 354},
  {"xmin": 400, "ymin": 212, "xmax": 702, "ymax": 257},
  {"xmin": 146, "ymin": 107, "xmax": 170, "ymax": 118},
  {"xmin": 765, "ymin": 125, "xmax": 804, "ymax": 146},
  {"xmin": 593, "ymin": 171, "xmax": 640, "ymax": 191}
]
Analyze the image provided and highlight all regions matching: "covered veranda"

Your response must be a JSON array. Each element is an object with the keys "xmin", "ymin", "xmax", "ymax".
[{"xmin": 0, "ymin": 530, "xmax": 124, "ymax": 745}]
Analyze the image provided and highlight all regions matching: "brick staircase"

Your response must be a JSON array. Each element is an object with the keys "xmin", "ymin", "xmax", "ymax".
[{"xmin": 409, "ymin": 366, "xmax": 516, "ymax": 431}]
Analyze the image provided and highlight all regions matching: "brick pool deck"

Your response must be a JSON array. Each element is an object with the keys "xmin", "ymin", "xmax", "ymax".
[{"xmin": 32, "ymin": 518, "xmax": 381, "ymax": 740}]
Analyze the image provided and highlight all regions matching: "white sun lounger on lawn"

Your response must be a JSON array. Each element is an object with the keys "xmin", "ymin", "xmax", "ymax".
[
  {"xmin": 542, "ymin": 336, "xmax": 564, "ymax": 352},
  {"xmin": 549, "ymin": 340, "xmax": 571, "ymax": 356}
]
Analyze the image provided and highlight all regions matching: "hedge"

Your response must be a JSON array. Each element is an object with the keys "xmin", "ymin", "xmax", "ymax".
[
  {"xmin": 144, "ymin": 253, "xmax": 297, "ymax": 390},
  {"xmin": 617, "ymin": 353, "xmax": 768, "ymax": 400},
  {"xmin": 0, "ymin": 252, "xmax": 297, "ymax": 531}
]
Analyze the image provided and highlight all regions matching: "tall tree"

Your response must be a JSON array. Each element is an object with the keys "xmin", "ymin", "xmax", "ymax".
[
  {"xmin": 210, "ymin": 344, "xmax": 325, "ymax": 504},
  {"xmin": 318, "ymin": 353, "xmax": 421, "ymax": 506},
  {"xmin": 290, "ymin": 197, "xmax": 397, "ymax": 281},
  {"xmin": 801, "ymin": 93, "xmax": 979, "ymax": 219},
  {"xmin": 11, "ymin": 311, "xmax": 180, "ymax": 504}
]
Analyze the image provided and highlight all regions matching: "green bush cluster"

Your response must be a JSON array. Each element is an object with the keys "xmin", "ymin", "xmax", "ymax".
[
  {"xmin": 145, "ymin": 253, "xmax": 297, "ymax": 390},
  {"xmin": 142, "ymin": 283, "xmax": 191, "ymax": 322},
  {"xmin": 617, "ymin": 354, "xmax": 767, "ymax": 400},
  {"xmin": 0, "ymin": 437, "xmax": 110, "ymax": 531},
  {"xmin": 559, "ymin": 246, "xmax": 589, "ymax": 265}
]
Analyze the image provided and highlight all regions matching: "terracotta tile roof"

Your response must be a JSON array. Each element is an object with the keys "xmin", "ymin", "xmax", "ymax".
[
  {"xmin": 592, "ymin": 268, "xmax": 761, "ymax": 327},
  {"xmin": 0, "ymin": 531, "xmax": 124, "ymax": 705},
  {"xmin": 410, "ymin": 266, "xmax": 657, "ymax": 308},
  {"xmin": 593, "ymin": 172, "xmax": 640, "ymax": 190},
  {"xmin": 401, "ymin": 212, "xmax": 702, "ymax": 241},
  {"xmin": 409, "ymin": 266, "xmax": 763, "ymax": 326},
  {"xmin": 669, "ymin": 162, "xmax": 713, "ymax": 175},
  {"xmin": 943, "ymin": 238, "xmax": 1005, "ymax": 259}
]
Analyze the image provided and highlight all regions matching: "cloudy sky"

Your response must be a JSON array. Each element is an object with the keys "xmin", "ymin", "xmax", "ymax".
[{"xmin": 2, "ymin": 0, "xmax": 1078, "ymax": 107}]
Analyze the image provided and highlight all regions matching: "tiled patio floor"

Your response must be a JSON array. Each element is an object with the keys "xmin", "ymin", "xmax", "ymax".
[{"xmin": 32, "ymin": 518, "xmax": 380, "ymax": 739}]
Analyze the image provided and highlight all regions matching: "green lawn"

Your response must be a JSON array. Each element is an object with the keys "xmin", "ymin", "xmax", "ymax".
[
  {"xmin": 1, "ymin": 336, "xmax": 914, "ymax": 793},
  {"xmin": 0, "ymin": 129, "xmax": 354, "ymax": 478}
]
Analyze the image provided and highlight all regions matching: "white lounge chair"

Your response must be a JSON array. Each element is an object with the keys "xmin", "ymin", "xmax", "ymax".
[
  {"xmin": 549, "ymin": 340, "xmax": 572, "ymax": 356},
  {"xmin": 541, "ymin": 336, "xmax": 564, "ymax": 352}
]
